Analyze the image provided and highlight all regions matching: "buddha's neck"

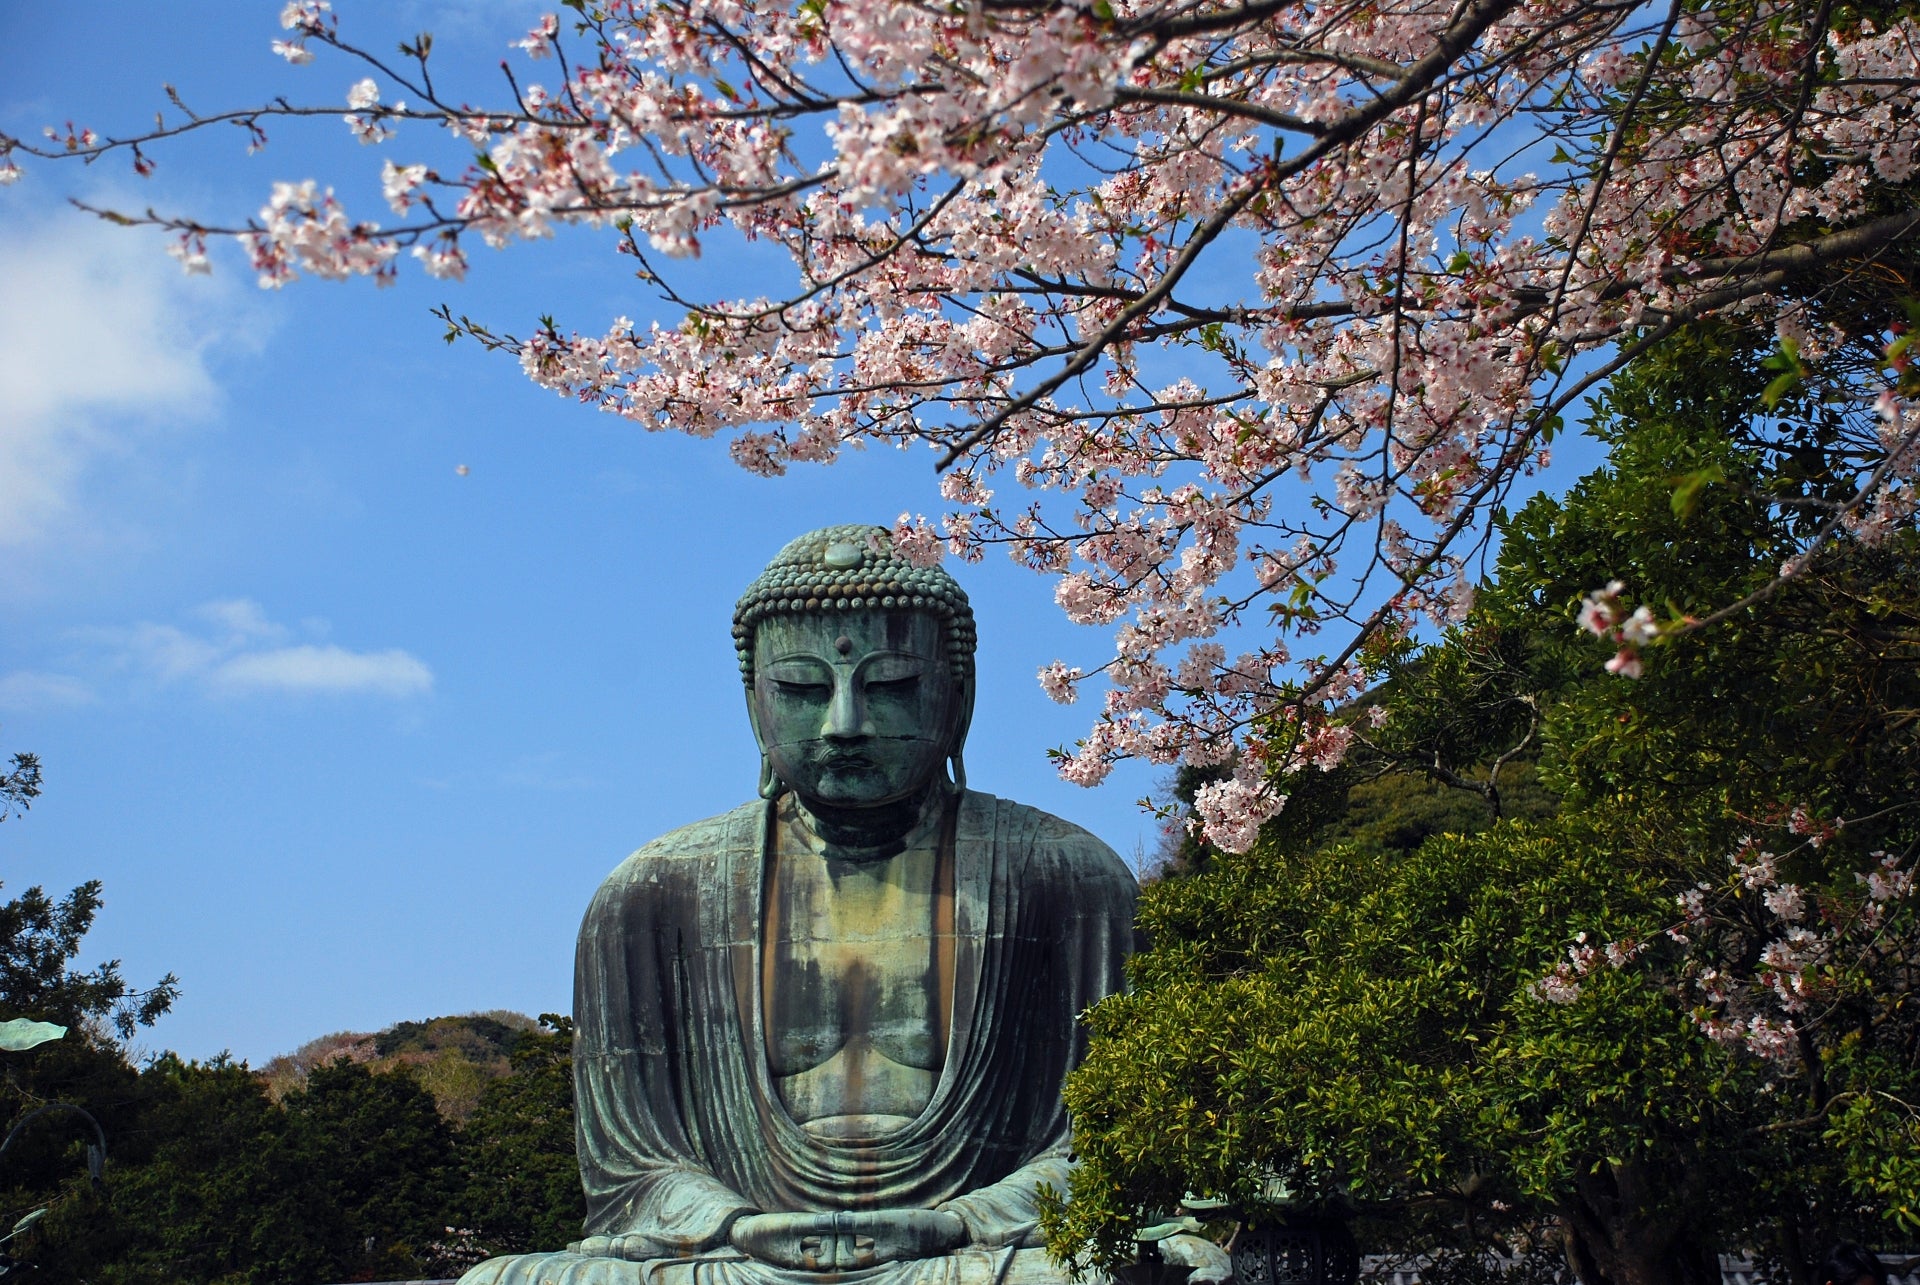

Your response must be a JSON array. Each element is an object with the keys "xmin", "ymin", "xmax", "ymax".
[{"xmin": 790, "ymin": 787, "xmax": 948, "ymax": 861}]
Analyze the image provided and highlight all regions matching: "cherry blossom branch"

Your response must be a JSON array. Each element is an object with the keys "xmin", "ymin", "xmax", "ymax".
[
  {"xmin": 935, "ymin": 0, "xmax": 1527, "ymax": 470},
  {"xmin": 10, "ymin": 0, "xmax": 1920, "ymax": 848}
]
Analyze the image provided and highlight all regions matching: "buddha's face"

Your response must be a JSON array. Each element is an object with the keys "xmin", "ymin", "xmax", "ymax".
[{"xmin": 750, "ymin": 609, "xmax": 961, "ymax": 809}]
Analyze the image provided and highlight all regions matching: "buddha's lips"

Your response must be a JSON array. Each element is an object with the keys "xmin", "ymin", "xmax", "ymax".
[{"xmin": 814, "ymin": 751, "xmax": 877, "ymax": 770}]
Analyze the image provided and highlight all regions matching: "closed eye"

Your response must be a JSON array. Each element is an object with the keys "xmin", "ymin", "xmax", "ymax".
[{"xmin": 764, "ymin": 659, "xmax": 833, "ymax": 694}]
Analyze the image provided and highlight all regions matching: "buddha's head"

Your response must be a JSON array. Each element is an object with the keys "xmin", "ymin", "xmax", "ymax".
[{"xmin": 734, "ymin": 525, "xmax": 976, "ymax": 811}]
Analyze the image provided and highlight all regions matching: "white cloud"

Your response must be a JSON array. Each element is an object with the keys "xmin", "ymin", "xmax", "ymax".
[
  {"xmin": 0, "ymin": 670, "xmax": 96, "ymax": 711},
  {"xmin": 214, "ymin": 645, "xmax": 432, "ymax": 698},
  {"xmin": 400, "ymin": 0, "xmax": 557, "ymax": 36},
  {"xmin": 0, "ymin": 210, "xmax": 240, "ymax": 550},
  {"xmin": 195, "ymin": 598, "xmax": 291, "ymax": 642},
  {"xmin": 118, "ymin": 622, "xmax": 226, "ymax": 683},
  {"xmin": 75, "ymin": 598, "xmax": 432, "ymax": 700}
]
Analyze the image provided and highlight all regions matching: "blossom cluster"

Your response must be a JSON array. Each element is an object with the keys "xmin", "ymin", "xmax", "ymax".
[
  {"xmin": 1531, "ymin": 930, "xmax": 1643, "ymax": 1006},
  {"xmin": 9, "ymin": 0, "xmax": 1920, "ymax": 847},
  {"xmin": 1534, "ymin": 818, "xmax": 1917, "ymax": 1070},
  {"xmin": 1575, "ymin": 580, "xmax": 1659, "ymax": 678}
]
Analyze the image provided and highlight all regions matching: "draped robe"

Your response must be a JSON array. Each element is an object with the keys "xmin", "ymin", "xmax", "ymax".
[{"xmin": 460, "ymin": 789, "xmax": 1139, "ymax": 1285}]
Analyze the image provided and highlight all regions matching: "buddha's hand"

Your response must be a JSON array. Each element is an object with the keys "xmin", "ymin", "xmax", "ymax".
[
  {"xmin": 568, "ymin": 1234, "xmax": 669, "ymax": 1260},
  {"xmin": 730, "ymin": 1210, "xmax": 967, "ymax": 1271}
]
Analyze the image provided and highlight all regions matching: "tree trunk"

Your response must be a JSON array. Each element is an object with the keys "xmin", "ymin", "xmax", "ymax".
[{"xmin": 1554, "ymin": 1162, "xmax": 1721, "ymax": 1285}]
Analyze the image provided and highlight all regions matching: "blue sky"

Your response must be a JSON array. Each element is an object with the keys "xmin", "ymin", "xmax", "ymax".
[{"xmin": 0, "ymin": 1, "xmax": 1170, "ymax": 1065}]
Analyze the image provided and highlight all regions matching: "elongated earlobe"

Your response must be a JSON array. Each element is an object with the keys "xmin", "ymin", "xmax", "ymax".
[
  {"xmin": 945, "ymin": 673, "xmax": 974, "ymax": 796},
  {"xmin": 758, "ymin": 752, "xmax": 783, "ymax": 799}
]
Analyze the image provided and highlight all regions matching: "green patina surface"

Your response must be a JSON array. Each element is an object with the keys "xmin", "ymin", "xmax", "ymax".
[{"xmin": 461, "ymin": 526, "xmax": 1140, "ymax": 1285}]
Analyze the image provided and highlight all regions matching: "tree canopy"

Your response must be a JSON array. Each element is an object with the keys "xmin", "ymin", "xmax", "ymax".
[
  {"xmin": 7, "ymin": 1013, "xmax": 585, "ymax": 1283},
  {"xmin": 1050, "ymin": 322, "xmax": 1920, "ymax": 1284}
]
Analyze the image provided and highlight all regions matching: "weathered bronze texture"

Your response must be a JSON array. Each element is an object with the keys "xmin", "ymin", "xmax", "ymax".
[{"xmin": 460, "ymin": 525, "xmax": 1139, "ymax": 1285}]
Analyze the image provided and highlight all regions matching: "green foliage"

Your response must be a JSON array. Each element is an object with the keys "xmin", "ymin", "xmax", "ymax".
[
  {"xmin": 0, "ymin": 1030, "xmax": 143, "ymax": 1271},
  {"xmin": 456, "ymin": 1015, "xmax": 584, "ymax": 1257},
  {"xmin": 1828, "ymin": 1089, "xmax": 1920, "ymax": 1234},
  {"xmin": 1058, "ymin": 821, "xmax": 1755, "ymax": 1273},
  {"xmin": 13, "ymin": 1026, "xmax": 579, "ymax": 1282},
  {"xmin": 384, "ymin": 1011, "xmax": 538, "ymax": 1123},
  {"xmin": 1312, "ymin": 761, "xmax": 1556, "ymax": 857},
  {"xmin": 0, "ymin": 881, "xmax": 178, "ymax": 1040},
  {"xmin": 284, "ymin": 1059, "xmax": 463, "ymax": 1278},
  {"xmin": 33, "ymin": 1056, "xmax": 463, "ymax": 1285},
  {"xmin": 0, "ymin": 750, "xmax": 40, "ymax": 822},
  {"xmin": 3, "ymin": 1014, "xmax": 579, "ymax": 1275},
  {"xmin": 1483, "ymin": 326, "xmax": 1920, "ymax": 847},
  {"xmin": 377, "ymin": 1011, "xmax": 532, "ymax": 1060},
  {"xmin": 1054, "ymin": 322, "xmax": 1920, "ymax": 1282},
  {"xmin": 0, "ymin": 747, "xmax": 183, "ymax": 1280},
  {"xmin": 55, "ymin": 1054, "xmax": 296, "ymax": 1285}
]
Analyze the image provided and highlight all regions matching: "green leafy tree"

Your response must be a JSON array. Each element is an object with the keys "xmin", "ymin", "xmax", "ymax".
[
  {"xmin": 44, "ymin": 1055, "xmax": 462, "ymax": 1285},
  {"xmin": 0, "ymin": 749, "xmax": 40, "ymax": 823},
  {"xmin": 1052, "ymin": 324, "xmax": 1920, "ymax": 1284},
  {"xmin": 40, "ymin": 1046, "xmax": 557, "ymax": 1284},
  {"xmin": 278, "ymin": 1059, "xmax": 463, "ymax": 1280},
  {"xmin": 0, "ymin": 883, "xmax": 179, "ymax": 1042},
  {"xmin": 1062, "ymin": 820, "xmax": 1758, "ymax": 1283},
  {"xmin": 0, "ymin": 748, "xmax": 178, "ymax": 1281},
  {"xmin": 59, "ymin": 1055, "xmax": 293, "ymax": 1285},
  {"xmin": 454, "ymin": 1015, "xmax": 584, "ymax": 1261},
  {"xmin": 1, "ymin": 750, "xmax": 569, "ymax": 1282}
]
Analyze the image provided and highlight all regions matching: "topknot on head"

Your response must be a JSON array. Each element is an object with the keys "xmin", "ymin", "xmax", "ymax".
[{"xmin": 732, "ymin": 524, "xmax": 976, "ymax": 686}]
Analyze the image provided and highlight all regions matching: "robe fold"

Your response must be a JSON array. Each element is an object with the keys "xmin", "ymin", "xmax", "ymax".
[{"xmin": 459, "ymin": 790, "xmax": 1138, "ymax": 1285}]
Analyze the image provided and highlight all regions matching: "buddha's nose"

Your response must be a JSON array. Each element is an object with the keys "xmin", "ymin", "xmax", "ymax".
[{"xmin": 822, "ymin": 677, "xmax": 872, "ymax": 740}]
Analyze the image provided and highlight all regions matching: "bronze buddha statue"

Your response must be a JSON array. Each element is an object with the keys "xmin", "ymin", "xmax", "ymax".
[{"xmin": 461, "ymin": 524, "xmax": 1139, "ymax": 1285}]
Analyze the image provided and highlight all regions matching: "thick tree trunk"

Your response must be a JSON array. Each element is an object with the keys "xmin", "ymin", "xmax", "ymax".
[{"xmin": 1554, "ymin": 1162, "xmax": 1721, "ymax": 1285}]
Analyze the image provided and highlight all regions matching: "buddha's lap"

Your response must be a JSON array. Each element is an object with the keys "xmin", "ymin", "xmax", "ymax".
[{"xmin": 457, "ymin": 1245, "xmax": 1073, "ymax": 1285}]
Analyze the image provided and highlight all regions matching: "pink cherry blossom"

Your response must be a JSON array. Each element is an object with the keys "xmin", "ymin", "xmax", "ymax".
[
  {"xmin": 9, "ymin": 0, "xmax": 1918, "ymax": 848},
  {"xmin": 514, "ymin": 14, "xmax": 559, "ymax": 59},
  {"xmin": 1039, "ymin": 662, "xmax": 1083, "ymax": 705},
  {"xmin": 1550, "ymin": 813, "xmax": 1913, "ymax": 1089},
  {"xmin": 166, "ymin": 232, "xmax": 211, "ymax": 275},
  {"xmin": 1578, "ymin": 583, "xmax": 1626, "ymax": 636},
  {"xmin": 1603, "ymin": 649, "xmax": 1644, "ymax": 679}
]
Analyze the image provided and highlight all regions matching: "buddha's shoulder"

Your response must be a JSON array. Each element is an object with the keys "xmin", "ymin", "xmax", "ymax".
[
  {"xmin": 961, "ymin": 791, "xmax": 1137, "ymax": 891},
  {"xmin": 599, "ymin": 799, "xmax": 766, "ymax": 886},
  {"xmin": 592, "ymin": 794, "xmax": 1135, "ymax": 893},
  {"xmin": 639, "ymin": 798, "xmax": 767, "ymax": 854}
]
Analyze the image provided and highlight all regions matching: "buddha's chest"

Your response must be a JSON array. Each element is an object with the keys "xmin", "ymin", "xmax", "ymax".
[{"xmin": 761, "ymin": 839, "xmax": 950, "ymax": 1132}]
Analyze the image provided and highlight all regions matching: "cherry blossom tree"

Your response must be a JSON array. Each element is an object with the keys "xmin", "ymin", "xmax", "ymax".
[{"xmin": 7, "ymin": 0, "xmax": 1917, "ymax": 848}]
